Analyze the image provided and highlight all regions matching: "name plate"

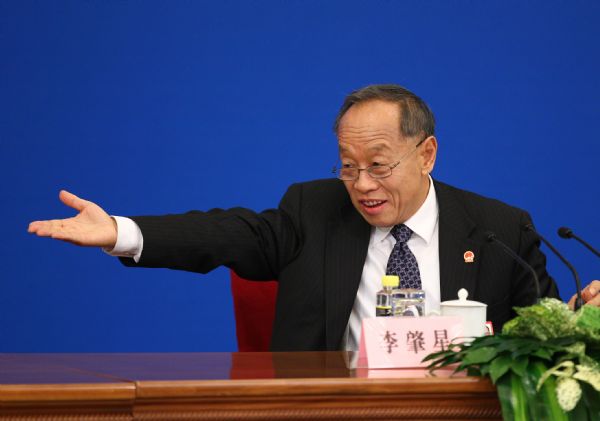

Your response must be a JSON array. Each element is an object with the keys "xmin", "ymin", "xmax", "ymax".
[{"xmin": 357, "ymin": 316, "xmax": 463, "ymax": 369}]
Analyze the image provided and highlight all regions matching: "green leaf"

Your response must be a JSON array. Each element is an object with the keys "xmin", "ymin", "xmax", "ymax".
[
  {"xmin": 511, "ymin": 356, "xmax": 529, "ymax": 377},
  {"xmin": 496, "ymin": 339, "xmax": 523, "ymax": 353},
  {"xmin": 436, "ymin": 357, "xmax": 460, "ymax": 368},
  {"xmin": 532, "ymin": 348, "xmax": 553, "ymax": 360},
  {"xmin": 567, "ymin": 399, "xmax": 589, "ymax": 421},
  {"xmin": 530, "ymin": 361, "xmax": 569, "ymax": 421},
  {"xmin": 466, "ymin": 366, "xmax": 482, "ymax": 376},
  {"xmin": 511, "ymin": 344, "xmax": 538, "ymax": 358},
  {"xmin": 495, "ymin": 373, "xmax": 518, "ymax": 421},
  {"xmin": 462, "ymin": 346, "xmax": 498, "ymax": 365},
  {"xmin": 471, "ymin": 335, "xmax": 504, "ymax": 346},
  {"xmin": 564, "ymin": 342, "xmax": 586, "ymax": 357},
  {"xmin": 519, "ymin": 367, "xmax": 554, "ymax": 420},
  {"xmin": 422, "ymin": 349, "xmax": 454, "ymax": 361},
  {"xmin": 490, "ymin": 354, "xmax": 512, "ymax": 384},
  {"xmin": 425, "ymin": 352, "xmax": 464, "ymax": 371},
  {"xmin": 457, "ymin": 361, "xmax": 471, "ymax": 372},
  {"xmin": 509, "ymin": 372, "xmax": 529, "ymax": 420},
  {"xmin": 576, "ymin": 305, "xmax": 600, "ymax": 333},
  {"xmin": 502, "ymin": 298, "xmax": 577, "ymax": 341},
  {"xmin": 578, "ymin": 382, "xmax": 600, "ymax": 420}
]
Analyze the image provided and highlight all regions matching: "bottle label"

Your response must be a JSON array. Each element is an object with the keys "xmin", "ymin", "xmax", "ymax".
[{"xmin": 376, "ymin": 306, "xmax": 392, "ymax": 317}]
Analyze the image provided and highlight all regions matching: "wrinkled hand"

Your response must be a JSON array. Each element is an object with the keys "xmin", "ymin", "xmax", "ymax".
[
  {"xmin": 28, "ymin": 190, "xmax": 117, "ymax": 248},
  {"xmin": 568, "ymin": 280, "xmax": 600, "ymax": 309}
]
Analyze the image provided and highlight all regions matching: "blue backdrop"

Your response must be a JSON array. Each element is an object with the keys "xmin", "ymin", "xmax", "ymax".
[{"xmin": 1, "ymin": 0, "xmax": 598, "ymax": 352}]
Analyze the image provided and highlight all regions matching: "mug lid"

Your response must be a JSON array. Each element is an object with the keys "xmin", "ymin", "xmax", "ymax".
[{"xmin": 440, "ymin": 288, "xmax": 487, "ymax": 308}]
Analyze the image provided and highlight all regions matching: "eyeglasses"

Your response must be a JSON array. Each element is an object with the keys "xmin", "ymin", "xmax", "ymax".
[{"xmin": 332, "ymin": 138, "xmax": 426, "ymax": 181}]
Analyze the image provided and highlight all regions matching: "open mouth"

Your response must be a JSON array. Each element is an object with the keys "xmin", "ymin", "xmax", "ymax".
[{"xmin": 359, "ymin": 200, "xmax": 387, "ymax": 214}]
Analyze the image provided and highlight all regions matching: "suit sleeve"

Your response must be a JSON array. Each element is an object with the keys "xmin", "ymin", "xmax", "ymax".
[
  {"xmin": 118, "ymin": 183, "xmax": 305, "ymax": 280},
  {"xmin": 510, "ymin": 211, "xmax": 561, "ymax": 306}
]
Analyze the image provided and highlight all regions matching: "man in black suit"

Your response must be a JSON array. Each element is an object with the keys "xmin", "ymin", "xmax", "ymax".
[{"xmin": 29, "ymin": 85, "xmax": 599, "ymax": 351}]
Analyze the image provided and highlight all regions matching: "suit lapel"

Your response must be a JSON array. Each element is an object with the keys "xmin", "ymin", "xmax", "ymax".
[
  {"xmin": 324, "ymin": 204, "xmax": 370, "ymax": 350},
  {"xmin": 322, "ymin": 180, "xmax": 484, "ymax": 349},
  {"xmin": 435, "ymin": 181, "xmax": 482, "ymax": 302}
]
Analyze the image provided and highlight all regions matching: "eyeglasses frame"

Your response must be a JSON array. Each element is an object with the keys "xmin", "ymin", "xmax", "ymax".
[{"xmin": 332, "ymin": 137, "xmax": 427, "ymax": 181}]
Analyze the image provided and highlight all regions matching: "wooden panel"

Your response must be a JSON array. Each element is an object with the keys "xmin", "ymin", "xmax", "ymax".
[
  {"xmin": 0, "ymin": 352, "xmax": 501, "ymax": 420},
  {"xmin": 134, "ymin": 376, "xmax": 501, "ymax": 420},
  {"xmin": 0, "ymin": 354, "xmax": 135, "ymax": 420},
  {"xmin": 0, "ymin": 385, "xmax": 134, "ymax": 421}
]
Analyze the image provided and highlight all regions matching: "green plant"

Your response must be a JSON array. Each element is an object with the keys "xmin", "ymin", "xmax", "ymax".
[{"xmin": 424, "ymin": 299, "xmax": 600, "ymax": 420}]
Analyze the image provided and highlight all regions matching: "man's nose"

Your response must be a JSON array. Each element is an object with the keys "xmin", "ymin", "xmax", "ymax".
[{"xmin": 353, "ymin": 170, "xmax": 379, "ymax": 193}]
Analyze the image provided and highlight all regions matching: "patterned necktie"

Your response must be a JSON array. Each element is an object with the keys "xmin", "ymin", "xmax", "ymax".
[{"xmin": 385, "ymin": 224, "xmax": 422, "ymax": 289}]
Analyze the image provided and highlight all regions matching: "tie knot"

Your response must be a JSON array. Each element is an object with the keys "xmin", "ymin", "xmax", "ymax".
[{"xmin": 391, "ymin": 224, "xmax": 412, "ymax": 243}]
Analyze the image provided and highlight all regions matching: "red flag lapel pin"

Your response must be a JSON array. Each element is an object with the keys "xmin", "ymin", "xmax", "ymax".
[{"xmin": 463, "ymin": 250, "xmax": 475, "ymax": 263}]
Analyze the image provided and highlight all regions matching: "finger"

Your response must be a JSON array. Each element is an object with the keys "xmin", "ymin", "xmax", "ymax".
[
  {"xmin": 29, "ymin": 219, "xmax": 70, "ymax": 237},
  {"xmin": 583, "ymin": 293, "xmax": 600, "ymax": 308},
  {"xmin": 582, "ymin": 282, "xmax": 599, "ymax": 303},
  {"xmin": 30, "ymin": 220, "xmax": 89, "ymax": 246},
  {"xmin": 28, "ymin": 220, "xmax": 55, "ymax": 236},
  {"xmin": 567, "ymin": 293, "xmax": 577, "ymax": 310},
  {"xmin": 59, "ymin": 190, "xmax": 88, "ymax": 212},
  {"xmin": 28, "ymin": 221, "xmax": 43, "ymax": 233},
  {"xmin": 51, "ymin": 229, "xmax": 80, "ymax": 243}
]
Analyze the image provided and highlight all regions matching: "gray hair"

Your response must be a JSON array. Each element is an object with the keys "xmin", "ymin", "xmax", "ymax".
[{"xmin": 333, "ymin": 84, "xmax": 435, "ymax": 139}]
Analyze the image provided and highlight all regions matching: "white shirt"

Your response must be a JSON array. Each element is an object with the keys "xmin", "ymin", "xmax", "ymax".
[
  {"xmin": 344, "ymin": 178, "xmax": 440, "ymax": 351},
  {"xmin": 105, "ymin": 216, "xmax": 144, "ymax": 262},
  {"xmin": 107, "ymin": 179, "xmax": 441, "ymax": 351}
]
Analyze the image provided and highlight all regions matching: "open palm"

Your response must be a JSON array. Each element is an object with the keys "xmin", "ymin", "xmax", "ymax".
[{"xmin": 28, "ymin": 190, "xmax": 117, "ymax": 248}]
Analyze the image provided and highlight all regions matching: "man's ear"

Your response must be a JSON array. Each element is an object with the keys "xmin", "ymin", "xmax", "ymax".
[{"xmin": 420, "ymin": 136, "xmax": 437, "ymax": 175}]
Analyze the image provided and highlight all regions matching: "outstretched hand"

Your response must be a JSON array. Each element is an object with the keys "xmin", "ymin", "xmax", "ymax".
[{"xmin": 28, "ymin": 190, "xmax": 118, "ymax": 249}]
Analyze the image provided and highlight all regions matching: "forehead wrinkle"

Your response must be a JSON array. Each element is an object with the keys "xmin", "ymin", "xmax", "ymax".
[
  {"xmin": 338, "ymin": 135, "xmax": 397, "ymax": 155},
  {"xmin": 338, "ymin": 126, "xmax": 398, "ymax": 145},
  {"xmin": 366, "ymin": 142, "xmax": 393, "ymax": 153},
  {"xmin": 338, "ymin": 143, "xmax": 395, "ymax": 163}
]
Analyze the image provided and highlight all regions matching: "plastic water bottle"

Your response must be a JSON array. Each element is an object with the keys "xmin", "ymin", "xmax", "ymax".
[
  {"xmin": 392, "ymin": 288, "xmax": 426, "ymax": 317},
  {"xmin": 376, "ymin": 275, "xmax": 400, "ymax": 317}
]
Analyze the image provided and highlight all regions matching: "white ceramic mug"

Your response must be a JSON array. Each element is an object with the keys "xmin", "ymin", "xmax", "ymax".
[{"xmin": 439, "ymin": 288, "xmax": 487, "ymax": 338}]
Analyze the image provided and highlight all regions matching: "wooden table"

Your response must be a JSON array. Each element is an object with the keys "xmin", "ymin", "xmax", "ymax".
[{"xmin": 0, "ymin": 352, "xmax": 501, "ymax": 420}]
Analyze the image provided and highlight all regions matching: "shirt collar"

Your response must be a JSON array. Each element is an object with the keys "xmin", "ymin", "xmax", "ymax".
[{"xmin": 372, "ymin": 176, "xmax": 439, "ymax": 245}]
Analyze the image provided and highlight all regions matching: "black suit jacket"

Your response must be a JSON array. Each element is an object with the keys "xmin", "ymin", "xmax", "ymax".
[{"xmin": 121, "ymin": 179, "xmax": 560, "ymax": 351}]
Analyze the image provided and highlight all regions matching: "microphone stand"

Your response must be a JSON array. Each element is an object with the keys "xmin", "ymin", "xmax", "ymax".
[
  {"xmin": 523, "ymin": 224, "xmax": 584, "ymax": 311},
  {"xmin": 485, "ymin": 231, "xmax": 540, "ymax": 304},
  {"xmin": 558, "ymin": 227, "xmax": 600, "ymax": 258}
]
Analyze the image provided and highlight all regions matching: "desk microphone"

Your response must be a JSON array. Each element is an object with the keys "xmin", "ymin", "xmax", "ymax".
[
  {"xmin": 485, "ymin": 231, "xmax": 540, "ymax": 304},
  {"xmin": 523, "ymin": 224, "xmax": 583, "ymax": 310},
  {"xmin": 558, "ymin": 226, "xmax": 600, "ymax": 259}
]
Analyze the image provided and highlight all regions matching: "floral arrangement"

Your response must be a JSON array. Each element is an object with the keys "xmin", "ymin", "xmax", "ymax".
[{"xmin": 424, "ymin": 299, "xmax": 600, "ymax": 420}]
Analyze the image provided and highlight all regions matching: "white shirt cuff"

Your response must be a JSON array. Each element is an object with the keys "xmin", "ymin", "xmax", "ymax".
[{"xmin": 103, "ymin": 216, "xmax": 143, "ymax": 263}]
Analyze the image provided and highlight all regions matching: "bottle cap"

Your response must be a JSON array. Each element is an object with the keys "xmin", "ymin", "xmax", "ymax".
[{"xmin": 382, "ymin": 275, "xmax": 399, "ymax": 287}]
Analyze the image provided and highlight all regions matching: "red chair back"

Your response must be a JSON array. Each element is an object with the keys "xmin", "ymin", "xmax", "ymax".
[{"xmin": 230, "ymin": 271, "xmax": 278, "ymax": 352}]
